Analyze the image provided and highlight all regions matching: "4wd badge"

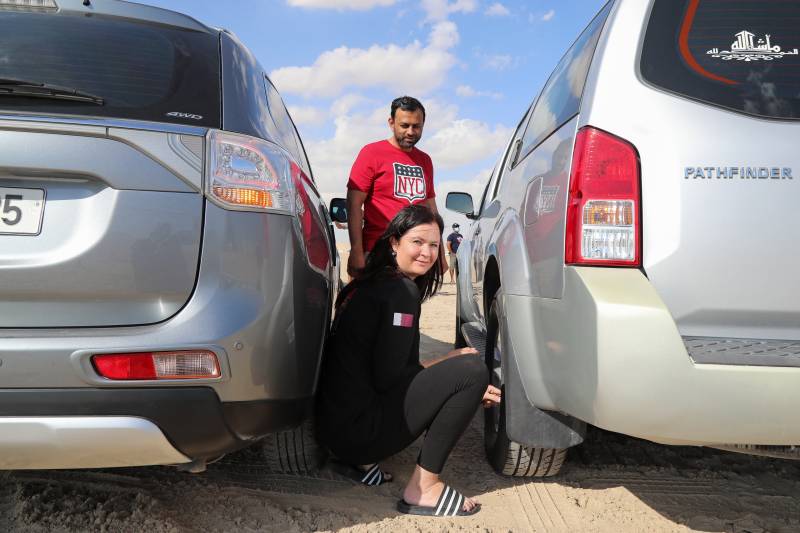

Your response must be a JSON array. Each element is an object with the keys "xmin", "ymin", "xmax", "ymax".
[
  {"xmin": 166, "ymin": 111, "xmax": 203, "ymax": 120},
  {"xmin": 393, "ymin": 163, "xmax": 426, "ymax": 202}
]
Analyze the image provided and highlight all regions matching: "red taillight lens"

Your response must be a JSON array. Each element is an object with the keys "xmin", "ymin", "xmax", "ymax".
[
  {"xmin": 92, "ymin": 351, "xmax": 220, "ymax": 380},
  {"xmin": 93, "ymin": 352, "xmax": 156, "ymax": 380},
  {"xmin": 565, "ymin": 126, "xmax": 641, "ymax": 266}
]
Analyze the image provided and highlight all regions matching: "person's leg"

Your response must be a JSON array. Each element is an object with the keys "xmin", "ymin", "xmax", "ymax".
[
  {"xmin": 405, "ymin": 355, "xmax": 487, "ymax": 471},
  {"xmin": 448, "ymin": 255, "xmax": 455, "ymax": 283},
  {"xmin": 355, "ymin": 354, "xmax": 486, "ymax": 461},
  {"xmin": 401, "ymin": 355, "xmax": 488, "ymax": 512},
  {"xmin": 344, "ymin": 355, "xmax": 487, "ymax": 510}
]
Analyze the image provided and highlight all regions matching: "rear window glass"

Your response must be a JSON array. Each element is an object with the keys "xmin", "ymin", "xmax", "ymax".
[
  {"xmin": 641, "ymin": 0, "xmax": 800, "ymax": 120},
  {"xmin": 0, "ymin": 11, "xmax": 220, "ymax": 127}
]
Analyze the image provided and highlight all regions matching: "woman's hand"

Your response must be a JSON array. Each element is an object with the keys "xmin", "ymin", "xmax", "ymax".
[{"xmin": 482, "ymin": 384, "xmax": 501, "ymax": 408}]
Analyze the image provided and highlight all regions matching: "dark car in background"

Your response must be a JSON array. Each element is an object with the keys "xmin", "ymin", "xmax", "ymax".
[{"xmin": 0, "ymin": 0, "xmax": 336, "ymax": 471}]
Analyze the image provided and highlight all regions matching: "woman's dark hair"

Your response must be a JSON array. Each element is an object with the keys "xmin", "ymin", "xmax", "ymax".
[{"xmin": 353, "ymin": 204, "xmax": 444, "ymax": 302}]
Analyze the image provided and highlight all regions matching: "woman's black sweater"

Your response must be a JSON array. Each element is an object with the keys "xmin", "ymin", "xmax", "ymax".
[{"xmin": 316, "ymin": 275, "xmax": 423, "ymax": 449}]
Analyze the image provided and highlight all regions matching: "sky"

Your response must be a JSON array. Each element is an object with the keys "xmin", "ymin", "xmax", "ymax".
[{"xmin": 141, "ymin": 0, "xmax": 606, "ymax": 234}]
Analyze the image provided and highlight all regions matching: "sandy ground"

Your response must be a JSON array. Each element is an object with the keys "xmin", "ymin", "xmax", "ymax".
[{"xmin": 3, "ymin": 253, "xmax": 800, "ymax": 531}]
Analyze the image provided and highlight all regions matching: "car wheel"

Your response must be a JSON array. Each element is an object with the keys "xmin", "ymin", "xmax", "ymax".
[
  {"xmin": 484, "ymin": 299, "xmax": 567, "ymax": 477},
  {"xmin": 454, "ymin": 281, "xmax": 467, "ymax": 348},
  {"xmin": 262, "ymin": 416, "xmax": 327, "ymax": 475}
]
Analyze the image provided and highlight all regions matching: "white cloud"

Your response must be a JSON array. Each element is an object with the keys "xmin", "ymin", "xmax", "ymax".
[
  {"xmin": 481, "ymin": 53, "xmax": 514, "ymax": 71},
  {"xmin": 484, "ymin": 2, "xmax": 510, "ymax": 16},
  {"xmin": 303, "ymin": 108, "xmax": 388, "ymax": 196},
  {"xmin": 287, "ymin": 0, "xmax": 396, "ymax": 10},
  {"xmin": 421, "ymin": 0, "xmax": 478, "ymax": 22},
  {"xmin": 438, "ymin": 174, "xmax": 491, "ymax": 208},
  {"xmin": 331, "ymin": 93, "xmax": 371, "ymax": 116},
  {"xmin": 541, "ymin": 9, "xmax": 555, "ymax": 21},
  {"xmin": 455, "ymin": 85, "xmax": 503, "ymax": 100},
  {"xmin": 436, "ymin": 174, "xmax": 490, "ymax": 228},
  {"xmin": 428, "ymin": 20, "xmax": 459, "ymax": 49},
  {"xmin": 287, "ymin": 105, "xmax": 327, "ymax": 126},
  {"xmin": 304, "ymin": 99, "xmax": 455, "ymax": 195},
  {"xmin": 270, "ymin": 22, "xmax": 458, "ymax": 98},
  {"xmin": 424, "ymin": 119, "xmax": 512, "ymax": 169},
  {"xmin": 301, "ymin": 99, "xmax": 508, "ymax": 197},
  {"xmin": 455, "ymin": 85, "xmax": 478, "ymax": 97},
  {"xmin": 567, "ymin": 37, "xmax": 594, "ymax": 98},
  {"xmin": 526, "ymin": 101, "xmax": 556, "ymax": 144}
]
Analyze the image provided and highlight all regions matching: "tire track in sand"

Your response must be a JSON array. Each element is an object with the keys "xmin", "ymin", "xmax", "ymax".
[{"xmin": 512, "ymin": 479, "xmax": 574, "ymax": 531}]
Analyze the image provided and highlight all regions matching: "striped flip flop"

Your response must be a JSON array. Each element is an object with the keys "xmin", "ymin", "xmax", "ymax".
[
  {"xmin": 396, "ymin": 484, "xmax": 480, "ymax": 517},
  {"xmin": 330, "ymin": 461, "xmax": 392, "ymax": 486}
]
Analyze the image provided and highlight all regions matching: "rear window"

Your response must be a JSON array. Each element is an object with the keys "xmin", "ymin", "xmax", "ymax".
[
  {"xmin": 641, "ymin": 0, "xmax": 800, "ymax": 120},
  {"xmin": 0, "ymin": 11, "xmax": 220, "ymax": 127}
]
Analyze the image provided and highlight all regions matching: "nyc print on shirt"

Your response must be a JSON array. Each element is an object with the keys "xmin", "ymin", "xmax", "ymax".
[{"xmin": 393, "ymin": 163, "xmax": 426, "ymax": 202}]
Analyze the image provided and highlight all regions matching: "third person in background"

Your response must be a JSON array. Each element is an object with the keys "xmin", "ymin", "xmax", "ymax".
[
  {"xmin": 346, "ymin": 96, "xmax": 446, "ymax": 277},
  {"xmin": 446, "ymin": 223, "xmax": 462, "ymax": 284}
]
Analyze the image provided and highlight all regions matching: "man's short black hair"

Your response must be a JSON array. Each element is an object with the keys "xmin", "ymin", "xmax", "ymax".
[{"xmin": 391, "ymin": 96, "xmax": 426, "ymax": 121}]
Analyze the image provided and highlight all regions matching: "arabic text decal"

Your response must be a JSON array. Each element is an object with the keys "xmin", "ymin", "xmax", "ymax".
[{"xmin": 707, "ymin": 31, "xmax": 798, "ymax": 62}]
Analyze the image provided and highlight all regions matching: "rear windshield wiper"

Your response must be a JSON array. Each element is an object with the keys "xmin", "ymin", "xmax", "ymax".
[{"xmin": 0, "ymin": 77, "xmax": 104, "ymax": 105}]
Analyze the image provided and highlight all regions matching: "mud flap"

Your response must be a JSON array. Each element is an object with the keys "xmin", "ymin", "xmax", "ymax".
[
  {"xmin": 464, "ymin": 296, "xmax": 586, "ymax": 449},
  {"xmin": 502, "ymin": 339, "xmax": 586, "ymax": 449}
]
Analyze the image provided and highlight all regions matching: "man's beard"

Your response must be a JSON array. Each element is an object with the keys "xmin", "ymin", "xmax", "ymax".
[{"xmin": 395, "ymin": 132, "xmax": 420, "ymax": 149}]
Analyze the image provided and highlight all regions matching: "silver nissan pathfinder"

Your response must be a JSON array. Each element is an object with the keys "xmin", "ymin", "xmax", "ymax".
[{"xmin": 447, "ymin": 0, "xmax": 800, "ymax": 477}]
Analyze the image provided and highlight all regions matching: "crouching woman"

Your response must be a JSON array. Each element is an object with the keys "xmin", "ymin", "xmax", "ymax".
[{"xmin": 316, "ymin": 204, "xmax": 500, "ymax": 517}]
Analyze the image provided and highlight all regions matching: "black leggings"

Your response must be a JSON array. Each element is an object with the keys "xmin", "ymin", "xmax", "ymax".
[{"xmin": 350, "ymin": 354, "xmax": 488, "ymax": 474}]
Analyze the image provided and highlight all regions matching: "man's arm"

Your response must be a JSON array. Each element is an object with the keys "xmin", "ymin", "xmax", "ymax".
[
  {"xmin": 425, "ymin": 197, "xmax": 438, "ymax": 214},
  {"xmin": 346, "ymin": 188, "xmax": 368, "ymax": 277}
]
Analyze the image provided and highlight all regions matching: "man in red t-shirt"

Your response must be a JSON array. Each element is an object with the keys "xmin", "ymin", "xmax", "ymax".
[{"xmin": 346, "ymin": 96, "xmax": 445, "ymax": 277}]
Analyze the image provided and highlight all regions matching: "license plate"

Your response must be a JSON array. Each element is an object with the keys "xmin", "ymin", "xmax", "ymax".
[{"xmin": 0, "ymin": 187, "xmax": 46, "ymax": 235}]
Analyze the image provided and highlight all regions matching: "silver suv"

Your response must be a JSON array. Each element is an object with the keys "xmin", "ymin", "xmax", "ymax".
[
  {"xmin": 0, "ymin": 0, "xmax": 337, "ymax": 471},
  {"xmin": 447, "ymin": 0, "xmax": 800, "ymax": 477}
]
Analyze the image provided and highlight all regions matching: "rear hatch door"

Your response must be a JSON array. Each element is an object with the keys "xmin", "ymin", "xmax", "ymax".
[
  {"xmin": 639, "ymin": 0, "xmax": 800, "ymax": 339},
  {"xmin": 0, "ymin": 6, "xmax": 219, "ymax": 327}
]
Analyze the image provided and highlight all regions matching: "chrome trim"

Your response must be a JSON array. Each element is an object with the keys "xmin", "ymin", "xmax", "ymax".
[
  {"xmin": 0, "ymin": 416, "xmax": 190, "ymax": 469},
  {"xmin": 0, "ymin": 112, "xmax": 208, "ymax": 136}
]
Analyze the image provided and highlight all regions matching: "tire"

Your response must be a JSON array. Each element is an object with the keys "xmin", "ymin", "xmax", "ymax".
[
  {"xmin": 262, "ymin": 416, "xmax": 327, "ymax": 475},
  {"xmin": 453, "ymin": 281, "xmax": 467, "ymax": 348},
  {"xmin": 484, "ymin": 299, "xmax": 567, "ymax": 477}
]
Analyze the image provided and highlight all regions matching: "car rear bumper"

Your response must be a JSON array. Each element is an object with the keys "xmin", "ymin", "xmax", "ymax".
[
  {"xmin": 0, "ymin": 387, "xmax": 312, "ymax": 468},
  {"xmin": 505, "ymin": 266, "xmax": 800, "ymax": 446},
  {"xmin": 0, "ymin": 416, "xmax": 189, "ymax": 470}
]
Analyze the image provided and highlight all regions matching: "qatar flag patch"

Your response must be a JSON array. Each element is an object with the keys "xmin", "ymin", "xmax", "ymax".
[{"xmin": 392, "ymin": 312, "xmax": 414, "ymax": 327}]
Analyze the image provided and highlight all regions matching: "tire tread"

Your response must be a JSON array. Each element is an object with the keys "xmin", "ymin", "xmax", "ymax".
[
  {"xmin": 263, "ymin": 417, "xmax": 327, "ymax": 475},
  {"xmin": 500, "ymin": 445, "xmax": 566, "ymax": 477}
]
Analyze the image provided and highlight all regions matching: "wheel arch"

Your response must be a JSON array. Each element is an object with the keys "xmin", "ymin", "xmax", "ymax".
[
  {"xmin": 488, "ymin": 210, "xmax": 538, "ymax": 298},
  {"xmin": 483, "ymin": 255, "xmax": 501, "ymax": 318},
  {"xmin": 483, "ymin": 211, "xmax": 586, "ymax": 450}
]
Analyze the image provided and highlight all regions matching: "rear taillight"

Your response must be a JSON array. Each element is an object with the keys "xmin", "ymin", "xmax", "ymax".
[
  {"xmin": 206, "ymin": 130, "xmax": 295, "ymax": 214},
  {"xmin": 565, "ymin": 126, "xmax": 641, "ymax": 266},
  {"xmin": 92, "ymin": 350, "xmax": 221, "ymax": 380}
]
